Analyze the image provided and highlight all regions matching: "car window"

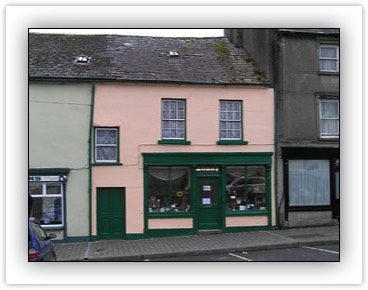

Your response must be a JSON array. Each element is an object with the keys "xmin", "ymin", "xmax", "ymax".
[
  {"xmin": 31, "ymin": 222, "xmax": 47, "ymax": 240},
  {"xmin": 248, "ymin": 177, "xmax": 265, "ymax": 184}
]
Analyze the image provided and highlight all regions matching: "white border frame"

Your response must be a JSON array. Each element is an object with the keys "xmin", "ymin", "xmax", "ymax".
[{"xmin": 4, "ymin": 4, "xmax": 363, "ymax": 287}]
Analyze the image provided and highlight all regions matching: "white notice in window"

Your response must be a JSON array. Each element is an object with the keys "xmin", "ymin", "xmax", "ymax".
[
  {"xmin": 202, "ymin": 198, "xmax": 211, "ymax": 205},
  {"xmin": 203, "ymin": 185, "xmax": 211, "ymax": 191}
]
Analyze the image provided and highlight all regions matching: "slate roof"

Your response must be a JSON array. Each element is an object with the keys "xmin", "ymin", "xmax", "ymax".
[{"xmin": 29, "ymin": 33, "xmax": 268, "ymax": 85}]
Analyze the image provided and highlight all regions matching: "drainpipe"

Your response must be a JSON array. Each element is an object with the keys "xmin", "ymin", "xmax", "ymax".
[
  {"xmin": 274, "ymin": 83, "xmax": 280, "ymax": 229},
  {"xmin": 273, "ymin": 31, "xmax": 281, "ymax": 229},
  {"xmin": 88, "ymin": 82, "xmax": 95, "ymax": 240}
]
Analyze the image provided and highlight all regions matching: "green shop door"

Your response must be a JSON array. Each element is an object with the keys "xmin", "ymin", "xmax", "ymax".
[
  {"xmin": 97, "ymin": 187, "xmax": 126, "ymax": 240},
  {"xmin": 196, "ymin": 176, "xmax": 222, "ymax": 230}
]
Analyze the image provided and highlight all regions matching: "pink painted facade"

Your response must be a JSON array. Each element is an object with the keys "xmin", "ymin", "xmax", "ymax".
[{"xmin": 92, "ymin": 82, "xmax": 275, "ymax": 238}]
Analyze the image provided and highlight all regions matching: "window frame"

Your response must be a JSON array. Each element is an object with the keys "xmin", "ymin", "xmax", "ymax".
[
  {"xmin": 94, "ymin": 127, "xmax": 120, "ymax": 164},
  {"xmin": 319, "ymin": 45, "xmax": 339, "ymax": 73},
  {"xmin": 225, "ymin": 165, "xmax": 268, "ymax": 212},
  {"xmin": 319, "ymin": 99, "xmax": 339, "ymax": 139},
  {"xmin": 29, "ymin": 180, "xmax": 65, "ymax": 229},
  {"xmin": 218, "ymin": 100, "xmax": 247, "ymax": 144},
  {"xmin": 147, "ymin": 166, "xmax": 192, "ymax": 216},
  {"xmin": 159, "ymin": 99, "xmax": 190, "ymax": 145}
]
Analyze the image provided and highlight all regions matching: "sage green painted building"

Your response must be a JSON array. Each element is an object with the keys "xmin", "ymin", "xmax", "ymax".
[{"xmin": 29, "ymin": 82, "xmax": 92, "ymax": 241}]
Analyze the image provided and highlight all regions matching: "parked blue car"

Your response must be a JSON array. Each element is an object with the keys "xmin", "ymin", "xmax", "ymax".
[{"xmin": 28, "ymin": 219, "xmax": 57, "ymax": 261}]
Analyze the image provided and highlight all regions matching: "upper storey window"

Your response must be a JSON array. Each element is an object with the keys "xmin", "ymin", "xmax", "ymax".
[
  {"xmin": 94, "ymin": 127, "xmax": 119, "ymax": 163},
  {"xmin": 219, "ymin": 100, "xmax": 243, "ymax": 140},
  {"xmin": 161, "ymin": 99, "xmax": 186, "ymax": 140},
  {"xmin": 319, "ymin": 45, "xmax": 339, "ymax": 72},
  {"xmin": 320, "ymin": 100, "xmax": 339, "ymax": 139}
]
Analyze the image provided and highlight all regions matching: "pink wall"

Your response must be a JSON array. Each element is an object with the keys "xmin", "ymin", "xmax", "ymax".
[
  {"xmin": 226, "ymin": 216, "xmax": 268, "ymax": 227},
  {"xmin": 148, "ymin": 218, "xmax": 193, "ymax": 229},
  {"xmin": 92, "ymin": 83, "xmax": 275, "ymax": 234}
]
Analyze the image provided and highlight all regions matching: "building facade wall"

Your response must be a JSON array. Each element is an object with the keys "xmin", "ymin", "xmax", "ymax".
[
  {"xmin": 29, "ymin": 82, "xmax": 92, "ymax": 240},
  {"xmin": 92, "ymin": 82, "xmax": 275, "ymax": 239},
  {"xmin": 225, "ymin": 29, "xmax": 340, "ymax": 228},
  {"xmin": 277, "ymin": 36, "xmax": 339, "ymax": 141},
  {"xmin": 275, "ymin": 34, "xmax": 340, "ymax": 227}
]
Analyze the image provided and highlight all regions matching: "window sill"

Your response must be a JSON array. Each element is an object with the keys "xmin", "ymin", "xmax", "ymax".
[
  {"xmin": 319, "ymin": 137, "xmax": 339, "ymax": 141},
  {"xmin": 148, "ymin": 212, "xmax": 193, "ymax": 218},
  {"xmin": 217, "ymin": 140, "xmax": 248, "ymax": 145},
  {"xmin": 92, "ymin": 162, "xmax": 123, "ymax": 166},
  {"xmin": 318, "ymin": 71, "xmax": 339, "ymax": 76},
  {"xmin": 226, "ymin": 210, "xmax": 268, "ymax": 216},
  {"xmin": 158, "ymin": 140, "xmax": 191, "ymax": 145},
  {"xmin": 288, "ymin": 205, "xmax": 332, "ymax": 211},
  {"xmin": 40, "ymin": 225, "xmax": 64, "ymax": 230}
]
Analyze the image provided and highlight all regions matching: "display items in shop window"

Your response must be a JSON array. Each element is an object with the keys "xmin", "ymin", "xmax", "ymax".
[
  {"xmin": 226, "ymin": 166, "xmax": 267, "ymax": 211},
  {"xmin": 148, "ymin": 166, "xmax": 191, "ymax": 213},
  {"xmin": 149, "ymin": 189, "xmax": 190, "ymax": 213}
]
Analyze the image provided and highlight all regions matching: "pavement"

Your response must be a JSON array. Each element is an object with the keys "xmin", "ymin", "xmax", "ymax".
[{"xmin": 54, "ymin": 225, "xmax": 339, "ymax": 261}]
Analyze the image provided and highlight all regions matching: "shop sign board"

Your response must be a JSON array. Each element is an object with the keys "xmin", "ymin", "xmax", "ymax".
[{"xmin": 29, "ymin": 176, "xmax": 67, "ymax": 182}]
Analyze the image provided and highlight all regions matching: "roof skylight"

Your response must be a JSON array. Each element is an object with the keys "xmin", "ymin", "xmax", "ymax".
[
  {"xmin": 74, "ymin": 55, "xmax": 91, "ymax": 64},
  {"xmin": 168, "ymin": 51, "xmax": 179, "ymax": 57}
]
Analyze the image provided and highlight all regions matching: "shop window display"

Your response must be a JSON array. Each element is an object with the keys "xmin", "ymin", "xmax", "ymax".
[
  {"xmin": 226, "ymin": 166, "xmax": 266, "ymax": 211},
  {"xmin": 148, "ymin": 166, "xmax": 191, "ymax": 213}
]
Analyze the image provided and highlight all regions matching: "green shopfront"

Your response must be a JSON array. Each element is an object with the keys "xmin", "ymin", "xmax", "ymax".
[{"xmin": 143, "ymin": 152, "xmax": 276, "ymax": 238}]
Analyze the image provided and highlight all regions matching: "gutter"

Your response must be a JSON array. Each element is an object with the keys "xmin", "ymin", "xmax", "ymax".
[
  {"xmin": 273, "ymin": 32, "xmax": 280, "ymax": 228},
  {"xmin": 277, "ymin": 29, "xmax": 340, "ymax": 38},
  {"xmin": 28, "ymin": 77, "xmax": 271, "ymax": 88},
  {"xmin": 274, "ymin": 82, "xmax": 280, "ymax": 228}
]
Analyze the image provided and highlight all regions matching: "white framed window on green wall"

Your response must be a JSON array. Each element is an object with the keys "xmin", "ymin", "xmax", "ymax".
[{"xmin": 29, "ymin": 176, "xmax": 65, "ymax": 228}]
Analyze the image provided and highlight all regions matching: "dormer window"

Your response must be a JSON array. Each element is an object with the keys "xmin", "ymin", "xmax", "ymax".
[{"xmin": 74, "ymin": 55, "xmax": 91, "ymax": 64}]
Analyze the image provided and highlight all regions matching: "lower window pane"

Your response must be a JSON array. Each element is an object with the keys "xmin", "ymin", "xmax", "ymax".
[
  {"xmin": 31, "ymin": 196, "xmax": 63, "ymax": 225},
  {"xmin": 320, "ymin": 60, "xmax": 337, "ymax": 71},
  {"xmin": 97, "ymin": 146, "xmax": 117, "ymax": 161},
  {"xmin": 321, "ymin": 119, "xmax": 338, "ymax": 136}
]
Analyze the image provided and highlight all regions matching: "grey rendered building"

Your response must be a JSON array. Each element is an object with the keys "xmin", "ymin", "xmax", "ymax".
[{"xmin": 226, "ymin": 29, "xmax": 340, "ymax": 227}]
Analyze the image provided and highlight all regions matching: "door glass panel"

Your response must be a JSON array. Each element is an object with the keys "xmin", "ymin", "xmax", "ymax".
[{"xmin": 199, "ymin": 179, "xmax": 218, "ymax": 205}]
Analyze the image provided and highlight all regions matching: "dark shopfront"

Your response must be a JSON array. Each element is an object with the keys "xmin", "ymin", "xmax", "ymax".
[
  {"xmin": 143, "ymin": 152, "xmax": 276, "ymax": 238},
  {"xmin": 282, "ymin": 147, "xmax": 340, "ymax": 227}
]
